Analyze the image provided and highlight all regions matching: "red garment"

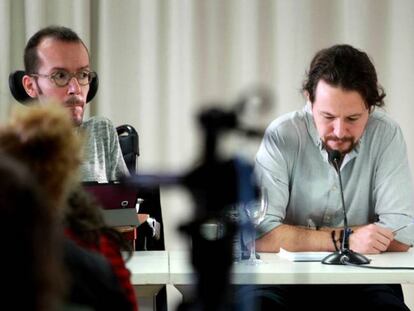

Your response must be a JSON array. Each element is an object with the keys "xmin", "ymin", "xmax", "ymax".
[{"xmin": 65, "ymin": 228, "xmax": 138, "ymax": 311}]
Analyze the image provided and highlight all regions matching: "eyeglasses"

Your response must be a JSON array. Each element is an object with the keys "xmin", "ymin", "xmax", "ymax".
[{"xmin": 30, "ymin": 70, "xmax": 97, "ymax": 87}]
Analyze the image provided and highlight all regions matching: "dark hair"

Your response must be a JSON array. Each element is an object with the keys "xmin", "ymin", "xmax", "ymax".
[
  {"xmin": 65, "ymin": 186, "xmax": 133, "ymax": 258},
  {"xmin": 24, "ymin": 25, "xmax": 89, "ymax": 74},
  {"xmin": 0, "ymin": 152, "xmax": 65, "ymax": 310},
  {"xmin": 302, "ymin": 44, "xmax": 386, "ymax": 109}
]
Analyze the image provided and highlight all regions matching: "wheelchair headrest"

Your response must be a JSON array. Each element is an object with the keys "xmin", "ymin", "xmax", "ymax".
[{"xmin": 8, "ymin": 70, "xmax": 99, "ymax": 104}]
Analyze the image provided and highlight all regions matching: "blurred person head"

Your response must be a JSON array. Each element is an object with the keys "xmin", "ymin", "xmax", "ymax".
[
  {"xmin": 0, "ymin": 102, "xmax": 84, "ymax": 210},
  {"xmin": 302, "ymin": 44, "xmax": 386, "ymax": 154},
  {"xmin": 0, "ymin": 152, "xmax": 65, "ymax": 310},
  {"xmin": 22, "ymin": 25, "xmax": 96, "ymax": 126}
]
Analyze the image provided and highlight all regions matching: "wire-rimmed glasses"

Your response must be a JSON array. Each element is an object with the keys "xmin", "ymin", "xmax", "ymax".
[{"xmin": 30, "ymin": 70, "xmax": 97, "ymax": 87}]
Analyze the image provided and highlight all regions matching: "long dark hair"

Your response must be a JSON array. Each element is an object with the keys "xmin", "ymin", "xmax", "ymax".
[{"xmin": 302, "ymin": 44, "xmax": 386, "ymax": 109}]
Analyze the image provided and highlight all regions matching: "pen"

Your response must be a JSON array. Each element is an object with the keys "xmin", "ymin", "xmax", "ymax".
[{"xmin": 392, "ymin": 221, "xmax": 414, "ymax": 234}]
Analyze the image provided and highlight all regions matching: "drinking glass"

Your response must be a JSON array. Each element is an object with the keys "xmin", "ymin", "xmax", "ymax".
[{"xmin": 243, "ymin": 188, "xmax": 268, "ymax": 265}]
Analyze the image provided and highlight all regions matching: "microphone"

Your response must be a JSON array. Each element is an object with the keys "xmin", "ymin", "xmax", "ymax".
[{"xmin": 322, "ymin": 150, "xmax": 371, "ymax": 265}]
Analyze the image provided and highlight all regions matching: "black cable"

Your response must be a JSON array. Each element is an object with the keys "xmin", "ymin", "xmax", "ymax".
[{"xmin": 343, "ymin": 260, "xmax": 414, "ymax": 270}]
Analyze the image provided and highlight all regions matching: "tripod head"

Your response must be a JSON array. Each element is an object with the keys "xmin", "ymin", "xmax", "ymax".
[{"xmin": 126, "ymin": 86, "xmax": 274, "ymax": 310}]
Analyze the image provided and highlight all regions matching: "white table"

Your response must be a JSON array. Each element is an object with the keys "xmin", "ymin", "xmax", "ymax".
[
  {"xmin": 126, "ymin": 251, "xmax": 169, "ymax": 309},
  {"xmin": 128, "ymin": 250, "xmax": 414, "ymax": 309},
  {"xmin": 169, "ymin": 249, "xmax": 414, "ymax": 297},
  {"xmin": 127, "ymin": 251, "xmax": 169, "ymax": 287}
]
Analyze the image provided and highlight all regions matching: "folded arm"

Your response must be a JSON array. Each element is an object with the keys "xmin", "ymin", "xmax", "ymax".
[
  {"xmin": 256, "ymin": 223, "xmax": 411, "ymax": 254},
  {"xmin": 256, "ymin": 224, "xmax": 334, "ymax": 253}
]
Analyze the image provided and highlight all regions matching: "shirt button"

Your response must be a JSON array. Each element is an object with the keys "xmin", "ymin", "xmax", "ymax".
[
  {"xmin": 332, "ymin": 186, "xmax": 337, "ymax": 191},
  {"xmin": 324, "ymin": 216, "xmax": 331, "ymax": 222}
]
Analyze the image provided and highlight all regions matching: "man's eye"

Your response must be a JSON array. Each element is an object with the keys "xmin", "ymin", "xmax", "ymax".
[
  {"xmin": 324, "ymin": 115, "xmax": 335, "ymax": 120},
  {"xmin": 347, "ymin": 117, "xmax": 359, "ymax": 122},
  {"xmin": 53, "ymin": 71, "xmax": 69, "ymax": 80},
  {"xmin": 78, "ymin": 71, "xmax": 90, "ymax": 79}
]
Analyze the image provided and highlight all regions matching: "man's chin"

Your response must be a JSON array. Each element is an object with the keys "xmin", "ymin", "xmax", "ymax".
[
  {"xmin": 70, "ymin": 113, "xmax": 83, "ymax": 126},
  {"xmin": 325, "ymin": 142, "xmax": 354, "ymax": 154},
  {"xmin": 66, "ymin": 107, "xmax": 84, "ymax": 126}
]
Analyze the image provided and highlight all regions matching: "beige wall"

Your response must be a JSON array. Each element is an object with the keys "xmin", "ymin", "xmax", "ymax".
[{"xmin": 1, "ymin": 0, "xmax": 413, "ymax": 308}]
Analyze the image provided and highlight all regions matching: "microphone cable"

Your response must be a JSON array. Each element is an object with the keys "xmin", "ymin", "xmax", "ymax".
[{"xmin": 341, "ymin": 258, "xmax": 414, "ymax": 270}]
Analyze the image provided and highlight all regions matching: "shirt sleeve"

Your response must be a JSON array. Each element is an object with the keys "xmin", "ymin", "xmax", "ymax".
[
  {"xmin": 373, "ymin": 125, "xmax": 414, "ymax": 246},
  {"xmin": 254, "ymin": 123, "xmax": 294, "ymax": 238},
  {"xmin": 80, "ymin": 117, "xmax": 130, "ymax": 183}
]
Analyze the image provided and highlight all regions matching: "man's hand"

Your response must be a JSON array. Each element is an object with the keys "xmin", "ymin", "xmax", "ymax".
[
  {"xmin": 350, "ymin": 224, "xmax": 394, "ymax": 254},
  {"xmin": 146, "ymin": 217, "xmax": 161, "ymax": 240}
]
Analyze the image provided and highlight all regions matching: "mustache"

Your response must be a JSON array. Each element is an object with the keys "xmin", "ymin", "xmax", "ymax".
[
  {"xmin": 65, "ymin": 97, "xmax": 84, "ymax": 106},
  {"xmin": 325, "ymin": 136, "xmax": 353, "ymax": 143}
]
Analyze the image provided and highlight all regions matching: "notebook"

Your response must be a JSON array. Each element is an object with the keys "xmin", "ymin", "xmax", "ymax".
[{"xmin": 82, "ymin": 182, "xmax": 140, "ymax": 227}]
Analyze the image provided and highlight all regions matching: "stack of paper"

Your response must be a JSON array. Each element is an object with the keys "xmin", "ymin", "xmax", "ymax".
[{"xmin": 278, "ymin": 248, "xmax": 331, "ymax": 262}]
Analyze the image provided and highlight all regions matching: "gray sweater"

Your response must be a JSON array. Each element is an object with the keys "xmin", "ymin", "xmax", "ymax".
[{"xmin": 80, "ymin": 116, "xmax": 129, "ymax": 183}]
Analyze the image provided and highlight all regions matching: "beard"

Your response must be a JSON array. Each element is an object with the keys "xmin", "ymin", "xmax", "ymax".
[
  {"xmin": 323, "ymin": 135, "xmax": 356, "ymax": 155},
  {"xmin": 64, "ymin": 96, "xmax": 85, "ymax": 126}
]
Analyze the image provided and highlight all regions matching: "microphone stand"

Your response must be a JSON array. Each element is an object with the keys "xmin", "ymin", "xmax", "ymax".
[
  {"xmin": 322, "ymin": 151, "xmax": 370, "ymax": 265},
  {"xmin": 125, "ymin": 107, "xmax": 263, "ymax": 310}
]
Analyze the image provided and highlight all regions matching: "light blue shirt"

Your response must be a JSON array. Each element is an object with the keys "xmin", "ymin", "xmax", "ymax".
[{"xmin": 255, "ymin": 104, "xmax": 414, "ymax": 246}]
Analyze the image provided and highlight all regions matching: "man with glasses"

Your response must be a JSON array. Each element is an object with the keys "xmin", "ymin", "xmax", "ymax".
[
  {"xmin": 19, "ymin": 26, "xmax": 138, "ymax": 311},
  {"xmin": 21, "ymin": 25, "xmax": 128, "ymax": 182}
]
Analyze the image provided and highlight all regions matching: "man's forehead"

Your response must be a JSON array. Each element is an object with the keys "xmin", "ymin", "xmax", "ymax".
[
  {"xmin": 317, "ymin": 107, "xmax": 365, "ymax": 116},
  {"xmin": 36, "ymin": 38, "xmax": 90, "ymax": 70},
  {"xmin": 313, "ymin": 81, "xmax": 368, "ymax": 115}
]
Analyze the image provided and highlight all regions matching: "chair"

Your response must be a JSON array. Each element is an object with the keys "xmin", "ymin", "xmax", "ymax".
[
  {"xmin": 116, "ymin": 124, "xmax": 167, "ymax": 310},
  {"xmin": 117, "ymin": 125, "xmax": 139, "ymax": 174},
  {"xmin": 116, "ymin": 124, "xmax": 165, "ymax": 250}
]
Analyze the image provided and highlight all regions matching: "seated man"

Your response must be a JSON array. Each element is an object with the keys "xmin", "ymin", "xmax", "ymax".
[
  {"xmin": 20, "ymin": 25, "xmax": 128, "ymax": 182},
  {"xmin": 16, "ymin": 25, "xmax": 161, "ymax": 251},
  {"xmin": 254, "ymin": 44, "xmax": 414, "ymax": 310}
]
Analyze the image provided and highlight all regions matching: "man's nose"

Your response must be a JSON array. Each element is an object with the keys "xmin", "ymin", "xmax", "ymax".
[
  {"xmin": 67, "ymin": 77, "xmax": 81, "ymax": 94},
  {"xmin": 333, "ymin": 119, "xmax": 346, "ymax": 138}
]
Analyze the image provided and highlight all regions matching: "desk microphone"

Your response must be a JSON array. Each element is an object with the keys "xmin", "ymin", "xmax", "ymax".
[{"xmin": 322, "ymin": 149, "xmax": 370, "ymax": 265}]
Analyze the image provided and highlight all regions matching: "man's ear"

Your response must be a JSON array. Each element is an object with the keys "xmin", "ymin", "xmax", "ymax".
[
  {"xmin": 22, "ymin": 75, "xmax": 38, "ymax": 98},
  {"xmin": 304, "ymin": 91, "xmax": 312, "ymax": 106}
]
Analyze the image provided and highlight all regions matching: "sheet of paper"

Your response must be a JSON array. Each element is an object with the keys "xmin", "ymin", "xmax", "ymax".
[{"xmin": 278, "ymin": 248, "xmax": 332, "ymax": 262}]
